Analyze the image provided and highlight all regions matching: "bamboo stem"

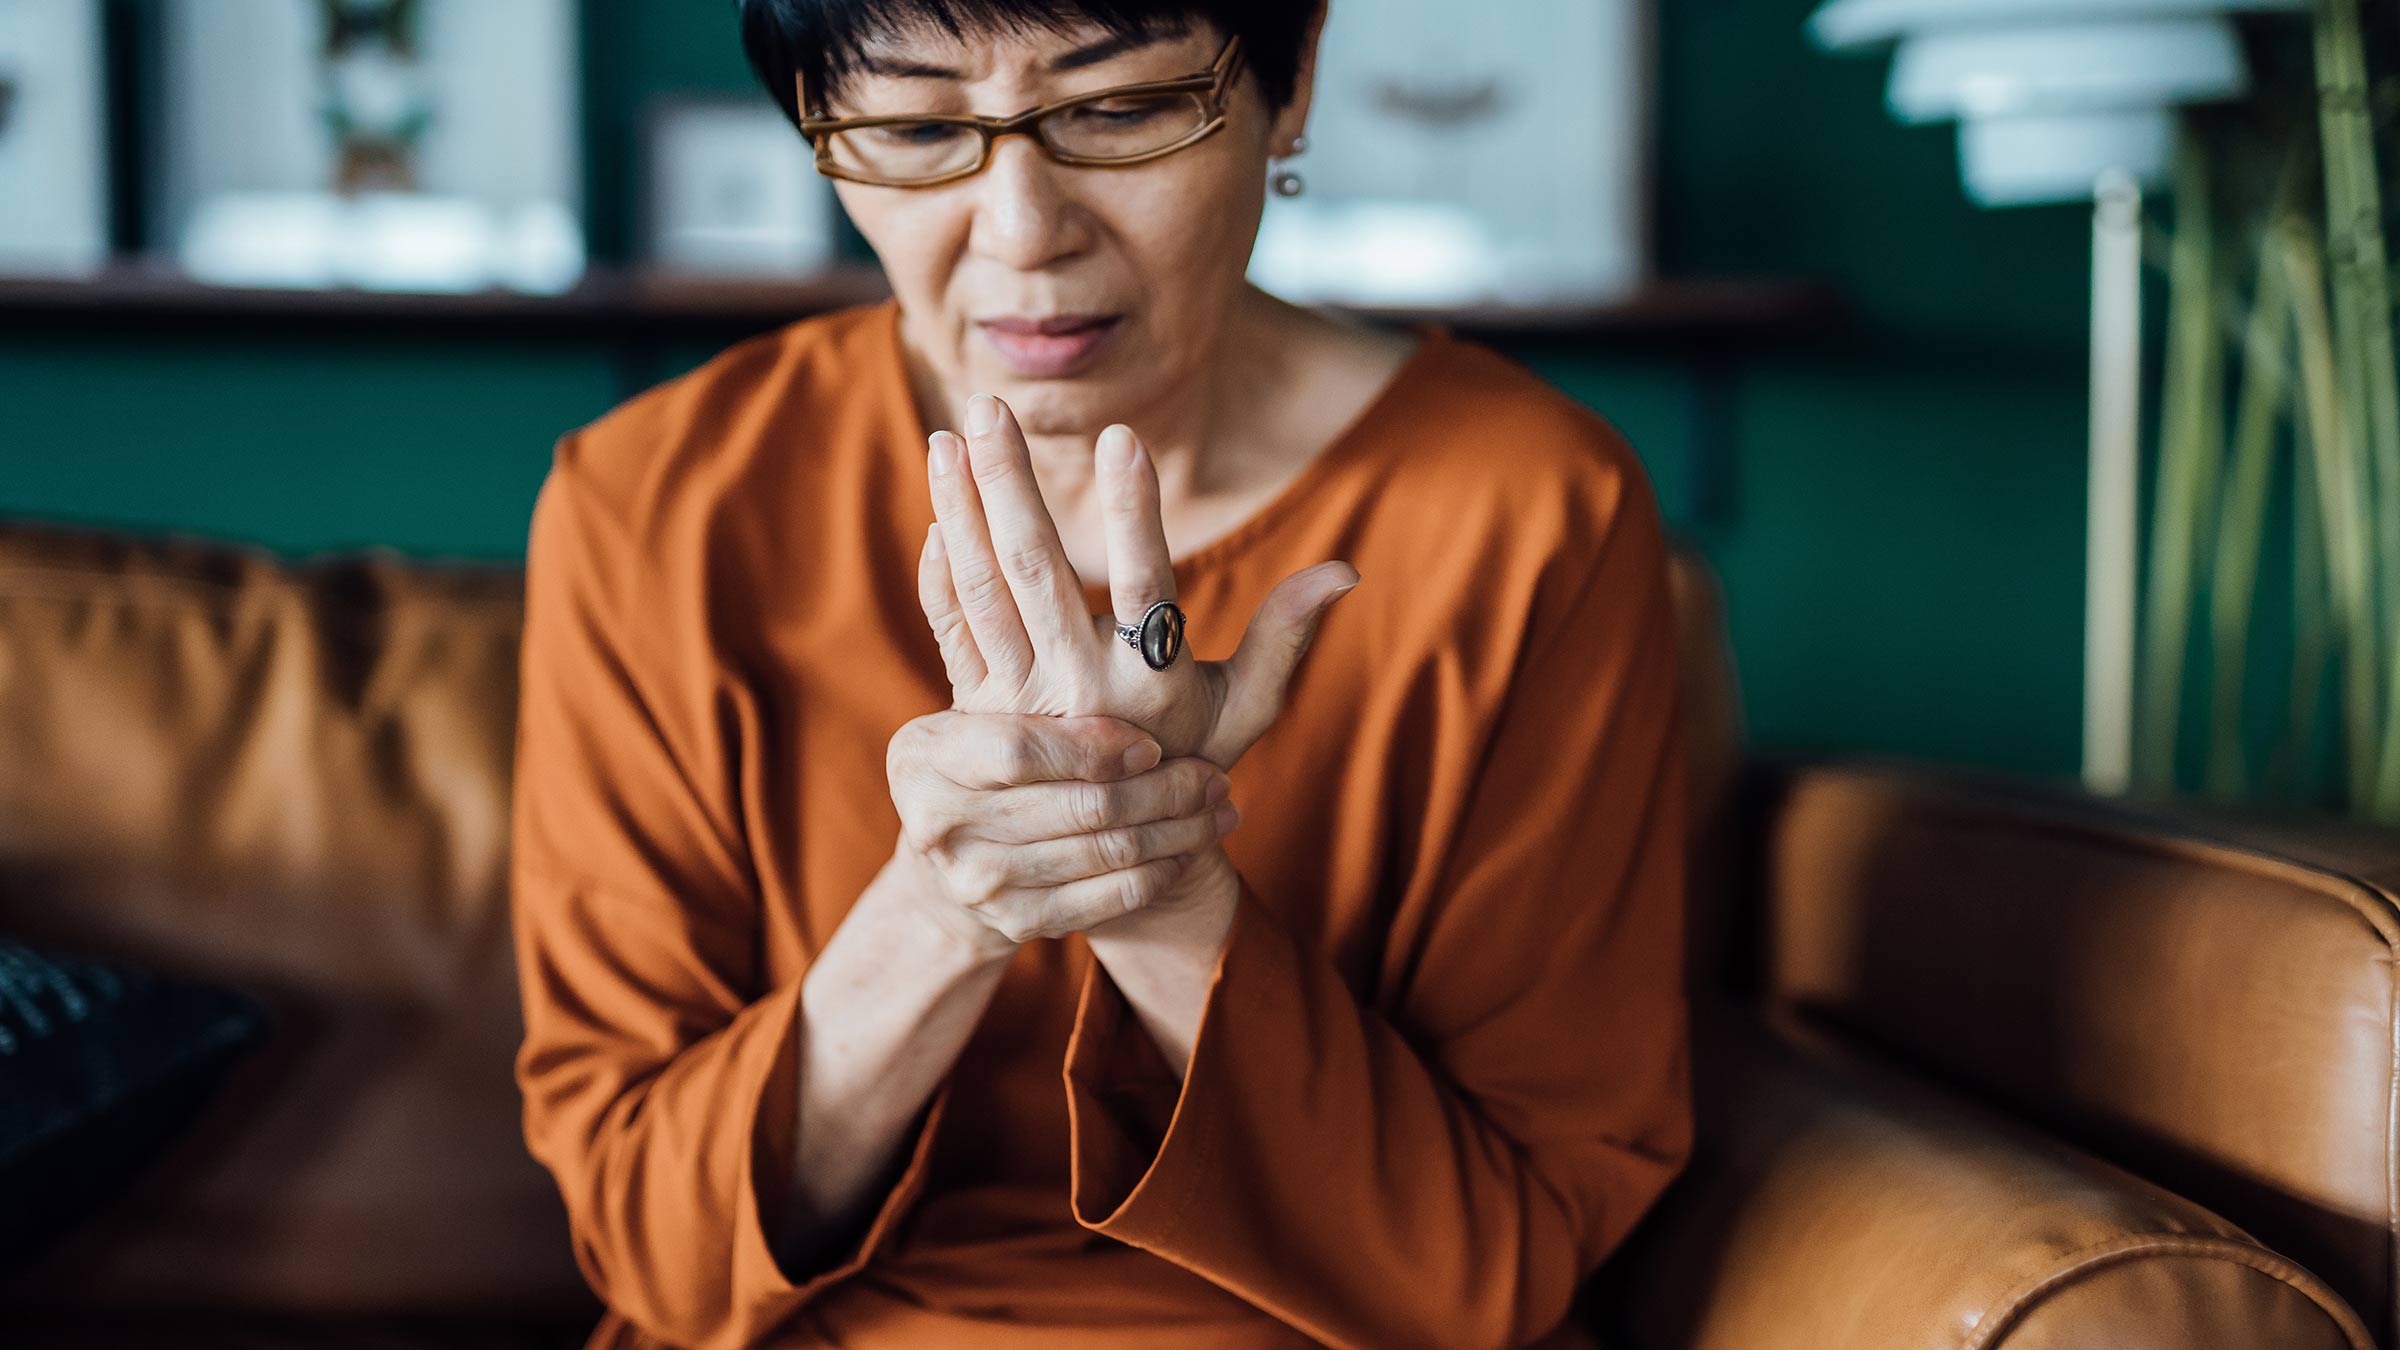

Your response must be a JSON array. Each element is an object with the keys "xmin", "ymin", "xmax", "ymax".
[
  {"xmin": 2282, "ymin": 226, "xmax": 2379, "ymax": 806},
  {"xmin": 2314, "ymin": 0, "xmax": 2400, "ymax": 819},
  {"xmin": 2279, "ymin": 420, "xmax": 2333, "ymax": 805},
  {"xmin": 2139, "ymin": 136, "xmax": 2222, "ymax": 795},
  {"xmin": 2209, "ymin": 218, "xmax": 2295, "ymax": 800}
]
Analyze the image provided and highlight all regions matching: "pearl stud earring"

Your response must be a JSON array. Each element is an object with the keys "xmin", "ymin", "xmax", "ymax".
[{"xmin": 1270, "ymin": 134, "xmax": 1309, "ymax": 198}]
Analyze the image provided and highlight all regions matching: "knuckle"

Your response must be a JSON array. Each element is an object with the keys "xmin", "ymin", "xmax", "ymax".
[
  {"xmin": 998, "ymin": 733, "xmax": 1045, "ymax": 784},
  {"xmin": 1114, "ymin": 870, "xmax": 1155, "ymax": 916},
  {"xmin": 1067, "ymin": 782, "xmax": 1111, "ymax": 835},
  {"xmin": 998, "ymin": 541, "xmax": 1058, "ymax": 590},
  {"xmin": 970, "ymin": 442, "xmax": 1020, "ymax": 484},
  {"xmin": 885, "ymin": 719, "xmax": 926, "ymax": 778},
  {"xmin": 950, "ymin": 556, "xmax": 1010, "ymax": 613},
  {"xmin": 928, "ymin": 607, "xmax": 975, "ymax": 653},
  {"xmin": 1090, "ymin": 827, "xmax": 1138, "ymax": 873}
]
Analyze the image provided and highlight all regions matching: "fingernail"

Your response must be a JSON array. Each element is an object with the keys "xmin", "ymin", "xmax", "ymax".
[
  {"xmin": 1104, "ymin": 425, "xmax": 1138, "ymax": 468},
  {"xmin": 1123, "ymin": 740, "xmax": 1161, "ymax": 774},
  {"xmin": 1214, "ymin": 802, "xmax": 1241, "ymax": 836},
  {"xmin": 926, "ymin": 523, "xmax": 944, "ymax": 557},
  {"xmin": 967, "ymin": 395, "xmax": 999, "ymax": 437},
  {"xmin": 1204, "ymin": 773, "xmax": 1230, "ymax": 806},
  {"xmin": 928, "ymin": 432, "xmax": 958, "ymax": 475}
]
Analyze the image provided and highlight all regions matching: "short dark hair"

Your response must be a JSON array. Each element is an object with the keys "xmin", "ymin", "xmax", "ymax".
[{"xmin": 736, "ymin": 0, "xmax": 1320, "ymax": 131}]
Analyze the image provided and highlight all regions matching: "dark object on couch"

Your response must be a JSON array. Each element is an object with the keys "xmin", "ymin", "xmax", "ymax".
[
  {"xmin": 0, "ymin": 513, "xmax": 2390, "ymax": 1348},
  {"xmin": 0, "ymin": 940, "xmax": 267, "ymax": 1273}
]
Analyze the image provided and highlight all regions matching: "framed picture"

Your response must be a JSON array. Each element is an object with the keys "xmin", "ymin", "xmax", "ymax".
[
  {"xmin": 0, "ymin": 0, "xmax": 110, "ymax": 278},
  {"xmin": 1250, "ymin": 0, "xmax": 1652, "ymax": 307},
  {"xmin": 644, "ymin": 97, "xmax": 840, "ymax": 277},
  {"xmin": 157, "ymin": 0, "xmax": 584, "ymax": 293}
]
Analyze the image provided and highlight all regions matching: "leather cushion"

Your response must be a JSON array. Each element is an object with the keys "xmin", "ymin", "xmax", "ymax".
[
  {"xmin": 1593, "ymin": 1012, "xmax": 2374, "ymax": 1349},
  {"xmin": 0, "ymin": 519, "xmax": 592, "ymax": 1320},
  {"xmin": 1758, "ymin": 761, "xmax": 2400, "ymax": 1347}
]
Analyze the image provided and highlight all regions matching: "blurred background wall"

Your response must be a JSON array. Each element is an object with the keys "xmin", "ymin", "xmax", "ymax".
[{"xmin": 0, "ymin": 0, "xmax": 2111, "ymax": 779}]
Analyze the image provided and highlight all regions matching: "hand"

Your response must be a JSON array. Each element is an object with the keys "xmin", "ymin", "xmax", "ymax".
[
  {"xmin": 917, "ymin": 394, "xmax": 1359, "ymax": 768},
  {"xmin": 885, "ymin": 709, "xmax": 1242, "ymax": 958}
]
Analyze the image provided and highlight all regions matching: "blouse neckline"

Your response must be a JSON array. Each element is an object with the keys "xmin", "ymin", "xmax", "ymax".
[{"xmin": 869, "ymin": 299, "xmax": 1451, "ymax": 599}]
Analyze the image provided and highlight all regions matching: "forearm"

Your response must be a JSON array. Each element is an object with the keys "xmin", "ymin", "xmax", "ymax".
[
  {"xmin": 784, "ymin": 850, "xmax": 1011, "ymax": 1267},
  {"xmin": 1081, "ymin": 845, "xmax": 1241, "ymax": 1075}
]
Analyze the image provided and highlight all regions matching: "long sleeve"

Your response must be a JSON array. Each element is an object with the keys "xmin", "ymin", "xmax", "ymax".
[
  {"xmin": 509, "ymin": 436, "xmax": 945, "ymax": 1350},
  {"xmin": 1062, "ymin": 467, "xmax": 1694, "ymax": 1350}
]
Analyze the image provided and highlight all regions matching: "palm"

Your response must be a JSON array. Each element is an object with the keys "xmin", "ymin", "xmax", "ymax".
[{"xmin": 916, "ymin": 397, "xmax": 1357, "ymax": 773}]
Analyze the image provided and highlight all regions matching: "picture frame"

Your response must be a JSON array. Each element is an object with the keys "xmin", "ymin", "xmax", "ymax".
[
  {"xmin": 643, "ymin": 96, "xmax": 841, "ymax": 278},
  {"xmin": 156, "ymin": 0, "xmax": 584, "ymax": 293},
  {"xmin": 0, "ymin": 0, "xmax": 110, "ymax": 278},
  {"xmin": 1250, "ymin": 0, "xmax": 1653, "ymax": 307}
]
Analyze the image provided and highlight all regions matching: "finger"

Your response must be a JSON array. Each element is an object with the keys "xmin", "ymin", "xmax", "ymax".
[
  {"xmin": 1096, "ymin": 424, "xmax": 1176, "ymax": 627},
  {"xmin": 967, "ymin": 802, "xmax": 1237, "ymax": 888},
  {"xmin": 973, "ymin": 756, "xmax": 1228, "ymax": 844},
  {"xmin": 1022, "ymin": 855, "xmax": 1193, "ymax": 936},
  {"xmin": 917, "ymin": 522, "xmax": 988, "ymax": 695},
  {"xmin": 929, "ymin": 429, "xmax": 1036, "ymax": 690},
  {"xmin": 962, "ymin": 395, "xmax": 1090, "ymax": 660},
  {"xmin": 921, "ymin": 710, "xmax": 1162, "ymax": 791},
  {"xmin": 1219, "ymin": 561, "xmax": 1362, "ymax": 755}
]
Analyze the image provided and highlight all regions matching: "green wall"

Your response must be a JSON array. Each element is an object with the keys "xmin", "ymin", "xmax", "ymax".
[{"xmin": 0, "ymin": 0, "xmax": 2105, "ymax": 780}]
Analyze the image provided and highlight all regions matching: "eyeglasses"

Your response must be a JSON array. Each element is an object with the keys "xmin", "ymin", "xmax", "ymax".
[{"xmin": 798, "ymin": 33, "xmax": 1246, "ymax": 189}]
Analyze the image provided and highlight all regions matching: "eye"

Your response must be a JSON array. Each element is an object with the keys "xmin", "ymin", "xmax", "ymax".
[
  {"xmin": 868, "ymin": 120, "xmax": 973, "ymax": 147},
  {"xmin": 1063, "ymin": 97, "xmax": 1173, "ymax": 127}
]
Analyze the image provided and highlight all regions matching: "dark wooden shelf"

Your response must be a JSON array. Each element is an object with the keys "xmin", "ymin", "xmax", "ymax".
[{"xmin": 0, "ymin": 260, "xmax": 1843, "ymax": 347}]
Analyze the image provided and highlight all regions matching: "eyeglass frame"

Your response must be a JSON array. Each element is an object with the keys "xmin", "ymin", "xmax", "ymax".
[{"xmin": 796, "ymin": 32, "xmax": 1248, "ymax": 188}]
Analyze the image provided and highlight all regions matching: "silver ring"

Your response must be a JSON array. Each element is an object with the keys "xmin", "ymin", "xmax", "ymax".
[{"xmin": 1116, "ymin": 599, "xmax": 1186, "ymax": 671}]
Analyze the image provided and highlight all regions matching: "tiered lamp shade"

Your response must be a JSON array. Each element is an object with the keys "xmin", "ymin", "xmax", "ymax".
[{"xmin": 1809, "ymin": 0, "xmax": 2306, "ymax": 206}]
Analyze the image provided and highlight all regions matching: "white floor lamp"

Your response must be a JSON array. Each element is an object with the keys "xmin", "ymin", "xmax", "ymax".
[{"xmin": 1807, "ymin": 0, "xmax": 2303, "ymax": 794}]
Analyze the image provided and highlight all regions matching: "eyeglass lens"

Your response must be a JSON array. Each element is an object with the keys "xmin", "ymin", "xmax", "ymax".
[{"xmin": 821, "ymin": 91, "xmax": 1214, "ymax": 183}]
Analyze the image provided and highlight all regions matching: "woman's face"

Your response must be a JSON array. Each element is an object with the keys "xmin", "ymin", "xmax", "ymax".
[{"xmin": 819, "ymin": 20, "xmax": 1310, "ymax": 438}]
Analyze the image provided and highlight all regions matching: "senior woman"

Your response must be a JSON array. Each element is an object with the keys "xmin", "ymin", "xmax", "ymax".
[{"xmin": 508, "ymin": 2, "xmax": 1692, "ymax": 1348}]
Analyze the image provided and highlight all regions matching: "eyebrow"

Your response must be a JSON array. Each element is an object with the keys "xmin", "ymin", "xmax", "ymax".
[{"xmin": 855, "ymin": 27, "xmax": 1185, "ymax": 80}]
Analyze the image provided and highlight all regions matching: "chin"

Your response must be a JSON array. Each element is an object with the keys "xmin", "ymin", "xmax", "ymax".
[
  {"xmin": 988, "ymin": 381, "xmax": 1120, "ymax": 440},
  {"xmin": 957, "ymin": 345, "xmax": 1144, "ymax": 437}
]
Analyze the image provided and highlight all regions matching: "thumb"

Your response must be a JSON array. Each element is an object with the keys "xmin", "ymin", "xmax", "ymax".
[{"xmin": 1219, "ymin": 561, "xmax": 1362, "ymax": 755}]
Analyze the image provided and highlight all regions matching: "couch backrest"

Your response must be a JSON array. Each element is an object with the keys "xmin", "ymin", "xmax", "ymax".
[
  {"xmin": 0, "ymin": 515, "xmax": 1748, "ymax": 1320},
  {"xmin": 0, "ymin": 519, "xmax": 590, "ymax": 1320},
  {"xmin": 1761, "ymin": 763, "xmax": 2400, "ymax": 1347}
]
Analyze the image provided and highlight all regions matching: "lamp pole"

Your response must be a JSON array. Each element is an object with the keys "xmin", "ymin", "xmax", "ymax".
[{"xmin": 2085, "ymin": 168, "xmax": 2145, "ymax": 793}]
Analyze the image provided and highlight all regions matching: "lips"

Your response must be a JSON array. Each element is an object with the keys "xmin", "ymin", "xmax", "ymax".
[
  {"xmin": 977, "ymin": 313, "xmax": 1121, "ymax": 378},
  {"xmin": 980, "ymin": 313, "xmax": 1114, "ymax": 336}
]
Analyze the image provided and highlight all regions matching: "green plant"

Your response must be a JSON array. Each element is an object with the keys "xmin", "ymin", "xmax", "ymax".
[{"xmin": 2139, "ymin": 0, "xmax": 2400, "ymax": 822}]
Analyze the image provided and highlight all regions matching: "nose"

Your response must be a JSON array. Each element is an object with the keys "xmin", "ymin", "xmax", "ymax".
[{"xmin": 965, "ymin": 134, "xmax": 1092, "ymax": 272}]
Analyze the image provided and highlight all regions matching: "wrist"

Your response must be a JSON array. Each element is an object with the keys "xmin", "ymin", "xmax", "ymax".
[
  {"xmin": 1087, "ymin": 843, "xmax": 1240, "ymax": 953},
  {"xmin": 874, "ymin": 847, "xmax": 1018, "ymax": 973}
]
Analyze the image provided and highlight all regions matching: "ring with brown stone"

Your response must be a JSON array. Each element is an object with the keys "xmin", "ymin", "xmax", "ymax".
[{"xmin": 1114, "ymin": 599, "xmax": 1186, "ymax": 671}]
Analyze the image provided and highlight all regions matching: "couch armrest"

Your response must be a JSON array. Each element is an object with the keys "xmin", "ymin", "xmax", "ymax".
[
  {"xmin": 1592, "ymin": 1014, "xmax": 2372, "ymax": 1350},
  {"xmin": 1743, "ymin": 755, "xmax": 2400, "ymax": 1345}
]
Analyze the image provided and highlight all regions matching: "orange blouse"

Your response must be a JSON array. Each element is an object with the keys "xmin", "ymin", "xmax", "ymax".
[{"xmin": 509, "ymin": 299, "xmax": 1692, "ymax": 1350}]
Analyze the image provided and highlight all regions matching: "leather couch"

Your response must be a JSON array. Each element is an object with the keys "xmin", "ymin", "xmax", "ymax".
[{"xmin": 0, "ymin": 512, "xmax": 2389, "ymax": 1349}]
